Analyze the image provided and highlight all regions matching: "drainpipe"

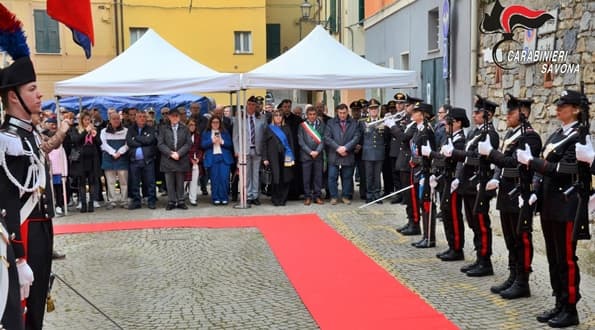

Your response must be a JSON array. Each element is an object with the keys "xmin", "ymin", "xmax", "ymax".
[
  {"xmin": 114, "ymin": 0, "xmax": 119, "ymax": 54},
  {"xmin": 119, "ymin": 0, "xmax": 125, "ymax": 52},
  {"xmin": 470, "ymin": 0, "xmax": 478, "ymax": 86}
]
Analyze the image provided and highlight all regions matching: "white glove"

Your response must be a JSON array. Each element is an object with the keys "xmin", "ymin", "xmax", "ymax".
[
  {"xmin": 516, "ymin": 143, "xmax": 533, "ymax": 165},
  {"xmin": 575, "ymin": 138, "xmax": 594, "ymax": 165},
  {"xmin": 429, "ymin": 174, "xmax": 438, "ymax": 189},
  {"xmin": 450, "ymin": 178, "xmax": 459, "ymax": 194},
  {"xmin": 518, "ymin": 195, "xmax": 524, "ymax": 208},
  {"xmin": 421, "ymin": 141, "xmax": 432, "ymax": 157},
  {"xmin": 478, "ymin": 135, "xmax": 493, "ymax": 156},
  {"xmin": 17, "ymin": 261, "xmax": 34, "ymax": 300},
  {"xmin": 528, "ymin": 193, "xmax": 537, "ymax": 206},
  {"xmin": 486, "ymin": 179, "xmax": 499, "ymax": 191},
  {"xmin": 384, "ymin": 117, "xmax": 396, "ymax": 128},
  {"xmin": 589, "ymin": 193, "xmax": 595, "ymax": 214},
  {"xmin": 441, "ymin": 138, "xmax": 454, "ymax": 158}
]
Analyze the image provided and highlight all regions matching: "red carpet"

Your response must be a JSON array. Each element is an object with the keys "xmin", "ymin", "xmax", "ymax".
[{"xmin": 55, "ymin": 214, "xmax": 456, "ymax": 330}]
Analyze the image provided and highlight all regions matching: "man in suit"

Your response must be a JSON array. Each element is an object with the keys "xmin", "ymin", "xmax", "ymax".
[
  {"xmin": 298, "ymin": 106, "xmax": 326, "ymax": 205},
  {"xmin": 158, "ymin": 108, "xmax": 192, "ymax": 210},
  {"xmin": 233, "ymin": 96, "xmax": 266, "ymax": 205},
  {"xmin": 324, "ymin": 103, "xmax": 362, "ymax": 205}
]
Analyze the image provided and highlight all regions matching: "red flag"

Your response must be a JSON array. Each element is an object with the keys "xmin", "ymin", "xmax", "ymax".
[{"xmin": 47, "ymin": 0, "xmax": 94, "ymax": 57}]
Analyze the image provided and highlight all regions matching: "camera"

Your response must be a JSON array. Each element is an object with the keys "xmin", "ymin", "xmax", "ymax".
[{"xmin": 214, "ymin": 132, "xmax": 220, "ymax": 137}]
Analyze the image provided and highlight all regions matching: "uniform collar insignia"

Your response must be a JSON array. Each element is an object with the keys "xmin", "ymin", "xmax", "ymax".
[{"xmin": 7, "ymin": 116, "xmax": 33, "ymax": 133}]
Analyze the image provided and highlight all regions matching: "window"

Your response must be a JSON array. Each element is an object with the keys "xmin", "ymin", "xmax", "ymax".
[
  {"xmin": 34, "ymin": 10, "xmax": 60, "ymax": 54},
  {"xmin": 266, "ymin": 24, "xmax": 280, "ymax": 60},
  {"xmin": 130, "ymin": 28, "xmax": 148, "ymax": 45},
  {"xmin": 428, "ymin": 8, "xmax": 439, "ymax": 52},
  {"xmin": 400, "ymin": 52, "xmax": 410, "ymax": 70},
  {"xmin": 234, "ymin": 31, "xmax": 252, "ymax": 54}
]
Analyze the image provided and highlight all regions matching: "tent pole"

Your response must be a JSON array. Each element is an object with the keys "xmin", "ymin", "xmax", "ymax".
[{"xmin": 234, "ymin": 90, "xmax": 249, "ymax": 209}]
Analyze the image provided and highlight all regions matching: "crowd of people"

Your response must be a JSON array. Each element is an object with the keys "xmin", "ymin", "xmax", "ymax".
[{"xmin": 17, "ymin": 87, "xmax": 595, "ymax": 329}]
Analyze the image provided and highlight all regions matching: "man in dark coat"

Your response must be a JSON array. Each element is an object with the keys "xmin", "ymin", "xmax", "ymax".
[
  {"xmin": 158, "ymin": 108, "xmax": 192, "ymax": 210},
  {"xmin": 126, "ymin": 110, "xmax": 158, "ymax": 209},
  {"xmin": 324, "ymin": 104, "xmax": 361, "ymax": 205}
]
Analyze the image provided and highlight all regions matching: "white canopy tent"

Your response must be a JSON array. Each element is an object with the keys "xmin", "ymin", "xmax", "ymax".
[
  {"xmin": 54, "ymin": 29, "xmax": 240, "ymax": 96},
  {"xmin": 241, "ymin": 25, "xmax": 417, "ymax": 90}
]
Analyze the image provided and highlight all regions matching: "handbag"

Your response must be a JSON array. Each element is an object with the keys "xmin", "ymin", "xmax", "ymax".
[
  {"xmin": 68, "ymin": 149, "xmax": 81, "ymax": 162},
  {"xmin": 260, "ymin": 165, "xmax": 272, "ymax": 185}
]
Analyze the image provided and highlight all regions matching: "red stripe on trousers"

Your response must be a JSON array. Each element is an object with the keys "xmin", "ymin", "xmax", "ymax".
[
  {"xmin": 410, "ymin": 172, "xmax": 419, "ymax": 223},
  {"xmin": 423, "ymin": 201, "xmax": 431, "ymax": 214},
  {"xmin": 522, "ymin": 232, "xmax": 531, "ymax": 273},
  {"xmin": 478, "ymin": 213, "xmax": 488, "ymax": 256},
  {"xmin": 451, "ymin": 192, "xmax": 460, "ymax": 250},
  {"xmin": 566, "ymin": 222, "xmax": 577, "ymax": 304}
]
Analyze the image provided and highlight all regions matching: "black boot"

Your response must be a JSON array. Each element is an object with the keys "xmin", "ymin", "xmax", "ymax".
[
  {"xmin": 466, "ymin": 258, "xmax": 494, "ymax": 277},
  {"xmin": 412, "ymin": 238, "xmax": 435, "ymax": 248},
  {"xmin": 87, "ymin": 201, "xmax": 94, "ymax": 213},
  {"xmin": 500, "ymin": 273, "xmax": 530, "ymax": 299},
  {"xmin": 80, "ymin": 203, "xmax": 87, "ymax": 213},
  {"xmin": 490, "ymin": 270, "xmax": 516, "ymax": 294},
  {"xmin": 400, "ymin": 223, "xmax": 421, "ymax": 236},
  {"xmin": 536, "ymin": 300, "xmax": 562, "ymax": 323},
  {"xmin": 460, "ymin": 259, "xmax": 479, "ymax": 273},
  {"xmin": 440, "ymin": 249, "xmax": 465, "ymax": 261},
  {"xmin": 547, "ymin": 304, "xmax": 579, "ymax": 328}
]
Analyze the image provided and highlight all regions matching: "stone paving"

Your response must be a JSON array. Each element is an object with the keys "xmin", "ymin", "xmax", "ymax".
[{"xmin": 45, "ymin": 194, "xmax": 595, "ymax": 329}]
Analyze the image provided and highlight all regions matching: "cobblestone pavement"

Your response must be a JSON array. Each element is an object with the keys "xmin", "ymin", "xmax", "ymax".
[{"xmin": 45, "ymin": 194, "xmax": 594, "ymax": 329}]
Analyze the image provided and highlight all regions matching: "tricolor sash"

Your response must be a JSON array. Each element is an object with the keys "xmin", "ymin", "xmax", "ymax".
[{"xmin": 300, "ymin": 121, "xmax": 322, "ymax": 145}]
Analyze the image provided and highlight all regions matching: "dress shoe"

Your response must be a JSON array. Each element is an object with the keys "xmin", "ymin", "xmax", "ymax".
[
  {"xmin": 128, "ymin": 203, "xmax": 141, "ymax": 210},
  {"xmin": 400, "ymin": 224, "xmax": 421, "ymax": 236},
  {"xmin": 304, "ymin": 198, "xmax": 312, "ymax": 206},
  {"xmin": 412, "ymin": 238, "xmax": 435, "ymax": 248},
  {"xmin": 490, "ymin": 271, "xmax": 516, "ymax": 294},
  {"xmin": 547, "ymin": 305, "xmax": 579, "ymax": 328},
  {"xmin": 87, "ymin": 201, "xmax": 94, "ymax": 213},
  {"xmin": 376, "ymin": 200, "xmax": 383, "ymax": 204},
  {"xmin": 440, "ymin": 250, "xmax": 465, "ymax": 261},
  {"xmin": 166, "ymin": 203, "xmax": 176, "ymax": 210},
  {"xmin": 500, "ymin": 280, "xmax": 530, "ymax": 299},
  {"xmin": 460, "ymin": 260, "xmax": 479, "ymax": 273},
  {"xmin": 148, "ymin": 203, "xmax": 156, "ymax": 210},
  {"xmin": 177, "ymin": 203, "xmax": 188, "ymax": 210},
  {"xmin": 190, "ymin": 201, "xmax": 197, "ymax": 206},
  {"xmin": 436, "ymin": 248, "xmax": 451, "ymax": 258},
  {"xmin": 365, "ymin": 199, "xmax": 373, "ymax": 203},
  {"xmin": 536, "ymin": 304, "xmax": 562, "ymax": 323},
  {"xmin": 314, "ymin": 198, "xmax": 324, "ymax": 205},
  {"xmin": 396, "ymin": 223, "xmax": 410, "ymax": 233},
  {"xmin": 342, "ymin": 197, "xmax": 351, "ymax": 205},
  {"xmin": 466, "ymin": 261, "xmax": 494, "ymax": 277},
  {"xmin": 80, "ymin": 204, "xmax": 88, "ymax": 213},
  {"xmin": 252, "ymin": 199, "xmax": 261, "ymax": 206},
  {"xmin": 330, "ymin": 198, "xmax": 338, "ymax": 205},
  {"xmin": 52, "ymin": 251, "xmax": 66, "ymax": 260},
  {"xmin": 390, "ymin": 197, "xmax": 402, "ymax": 204}
]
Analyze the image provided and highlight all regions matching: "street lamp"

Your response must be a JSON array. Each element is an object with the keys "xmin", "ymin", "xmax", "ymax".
[
  {"xmin": 301, "ymin": 0, "xmax": 312, "ymax": 20},
  {"xmin": 299, "ymin": 0, "xmax": 313, "ymax": 40}
]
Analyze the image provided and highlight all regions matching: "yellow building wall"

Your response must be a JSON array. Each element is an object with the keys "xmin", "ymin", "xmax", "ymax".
[
  {"xmin": 266, "ymin": 0, "xmax": 315, "ymax": 52},
  {"xmin": 122, "ymin": 0, "xmax": 267, "ymax": 105},
  {"xmin": 2, "ymin": 0, "xmax": 117, "ymax": 99}
]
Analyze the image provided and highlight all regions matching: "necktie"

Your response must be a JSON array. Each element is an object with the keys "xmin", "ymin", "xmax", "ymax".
[
  {"xmin": 340, "ymin": 121, "xmax": 346, "ymax": 133},
  {"xmin": 250, "ymin": 116, "xmax": 256, "ymax": 146},
  {"xmin": 173, "ymin": 125, "xmax": 178, "ymax": 149}
]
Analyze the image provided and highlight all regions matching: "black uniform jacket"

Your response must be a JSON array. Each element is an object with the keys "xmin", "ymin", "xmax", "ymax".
[
  {"xmin": 0, "ymin": 116, "xmax": 54, "ymax": 258},
  {"xmin": 392, "ymin": 118, "xmax": 416, "ymax": 172},
  {"xmin": 488, "ymin": 124, "xmax": 542, "ymax": 213},
  {"xmin": 451, "ymin": 123, "xmax": 500, "ymax": 196},
  {"xmin": 530, "ymin": 122, "xmax": 580, "ymax": 222}
]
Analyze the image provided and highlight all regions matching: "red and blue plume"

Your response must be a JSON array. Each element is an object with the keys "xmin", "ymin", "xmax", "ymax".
[{"xmin": 0, "ymin": 3, "xmax": 30, "ymax": 60}]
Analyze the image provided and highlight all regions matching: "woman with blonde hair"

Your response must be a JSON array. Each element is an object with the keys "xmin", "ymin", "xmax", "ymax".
[{"xmin": 68, "ymin": 111, "xmax": 100, "ymax": 212}]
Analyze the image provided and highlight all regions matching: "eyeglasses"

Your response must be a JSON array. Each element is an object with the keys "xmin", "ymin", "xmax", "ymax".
[{"xmin": 438, "ymin": 111, "xmax": 446, "ymax": 114}]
